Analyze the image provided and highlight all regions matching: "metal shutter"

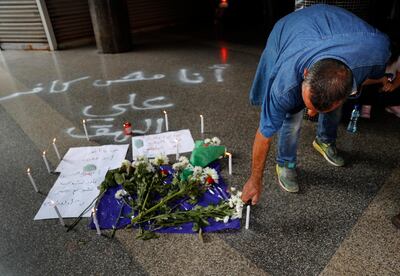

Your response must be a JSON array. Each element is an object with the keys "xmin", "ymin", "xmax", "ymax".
[
  {"xmin": 46, "ymin": 0, "xmax": 94, "ymax": 48},
  {"xmin": 0, "ymin": 0, "xmax": 47, "ymax": 46},
  {"xmin": 295, "ymin": 0, "xmax": 371, "ymax": 20},
  {"xmin": 127, "ymin": 0, "xmax": 186, "ymax": 32}
]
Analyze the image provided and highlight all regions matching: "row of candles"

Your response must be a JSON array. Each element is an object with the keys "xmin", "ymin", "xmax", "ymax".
[
  {"xmin": 26, "ymin": 116, "xmax": 240, "ymax": 232},
  {"xmin": 163, "ymin": 110, "xmax": 204, "ymax": 134}
]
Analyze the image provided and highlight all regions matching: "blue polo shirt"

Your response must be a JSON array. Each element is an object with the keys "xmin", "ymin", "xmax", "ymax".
[{"xmin": 250, "ymin": 4, "xmax": 390, "ymax": 138}]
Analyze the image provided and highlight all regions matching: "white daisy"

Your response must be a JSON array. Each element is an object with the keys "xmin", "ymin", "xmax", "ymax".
[
  {"xmin": 178, "ymin": 156, "xmax": 189, "ymax": 165},
  {"xmin": 202, "ymin": 167, "xmax": 219, "ymax": 184},
  {"xmin": 152, "ymin": 154, "xmax": 169, "ymax": 166},
  {"xmin": 121, "ymin": 160, "xmax": 131, "ymax": 168},
  {"xmin": 146, "ymin": 163, "xmax": 155, "ymax": 173},
  {"xmin": 228, "ymin": 190, "xmax": 244, "ymax": 219},
  {"xmin": 115, "ymin": 189, "xmax": 127, "ymax": 200},
  {"xmin": 133, "ymin": 156, "xmax": 148, "ymax": 167},
  {"xmin": 192, "ymin": 166, "xmax": 203, "ymax": 178},
  {"xmin": 204, "ymin": 138, "xmax": 211, "ymax": 144},
  {"xmin": 223, "ymin": 216, "xmax": 229, "ymax": 224},
  {"xmin": 211, "ymin": 137, "xmax": 221, "ymax": 145}
]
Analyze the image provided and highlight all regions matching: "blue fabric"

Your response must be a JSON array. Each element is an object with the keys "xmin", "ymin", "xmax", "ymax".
[
  {"xmin": 89, "ymin": 161, "xmax": 241, "ymax": 233},
  {"xmin": 250, "ymin": 4, "xmax": 390, "ymax": 138}
]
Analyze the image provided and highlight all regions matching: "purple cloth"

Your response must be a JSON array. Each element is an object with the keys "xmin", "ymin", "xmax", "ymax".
[{"xmin": 89, "ymin": 161, "xmax": 241, "ymax": 233}]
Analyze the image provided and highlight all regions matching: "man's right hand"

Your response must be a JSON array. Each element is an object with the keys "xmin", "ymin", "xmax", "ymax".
[{"xmin": 241, "ymin": 176, "xmax": 262, "ymax": 205}]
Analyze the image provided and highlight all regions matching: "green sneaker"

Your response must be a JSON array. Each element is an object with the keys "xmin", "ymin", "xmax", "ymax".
[
  {"xmin": 276, "ymin": 164, "xmax": 299, "ymax": 193},
  {"xmin": 312, "ymin": 138, "xmax": 345, "ymax": 167}
]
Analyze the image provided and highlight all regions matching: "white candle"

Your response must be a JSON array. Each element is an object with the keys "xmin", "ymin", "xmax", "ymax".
[
  {"xmin": 82, "ymin": 119, "xmax": 89, "ymax": 141},
  {"xmin": 163, "ymin": 110, "xmax": 169, "ymax": 131},
  {"xmin": 175, "ymin": 139, "xmax": 179, "ymax": 160},
  {"xmin": 200, "ymin": 114, "xmax": 204, "ymax": 134},
  {"xmin": 226, "ymin": 152, "xmax": 232, "ymax": 175},
  {"xmin": 52, "ymin": 138, "xmax": 61, "ymax": 160},
  {"xmin": 51, "ymin": 200, "xmax": 65, "ymax": 226},
  {"xmin": 26, "ymin": 168, "xmax": 39, "ymax": 193},
  {"xmin": 245, "ymin": 205, "xmax": 250, "ymax": 230},
  {"xmin": 92, "ymin": 208, "xmax": 101, "ymax": 235},
  {"xmin": 42, "ymin": 151, "xmax": 51, "ymax": 174}
]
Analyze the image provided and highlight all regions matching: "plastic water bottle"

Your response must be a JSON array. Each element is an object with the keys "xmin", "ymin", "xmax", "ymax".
[{"xmin": 347, "ymin": 104, "xmax": 360, "ymax": 133}]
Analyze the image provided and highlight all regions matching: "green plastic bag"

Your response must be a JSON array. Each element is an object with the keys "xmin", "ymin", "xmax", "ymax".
[{"xmin": 190, "ymin": 140, "xmax": 225, "ymax": 167}]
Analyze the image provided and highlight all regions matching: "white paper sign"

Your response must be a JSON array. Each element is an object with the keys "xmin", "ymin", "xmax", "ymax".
[
  {"xmin": 34, "ymin": 144, "xmax": 129, "ymax": 220},
  {"xmin": 132, "ymin": 129, "xmax": 195, "ymax": 158},
  {"xmin": 55, "ymin": 144, "xmax": 129, "ymax": 175}
]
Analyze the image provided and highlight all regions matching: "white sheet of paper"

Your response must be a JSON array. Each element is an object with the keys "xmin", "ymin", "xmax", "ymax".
[
  {"xmin": 34, "ymin": 170, "xmax": 106, "ymax": 219},
  {"xmin": 55, "ymin": 144, "xmax": 129, "ymax": 174},
  {"xmin": 132, "ymin": 129, "xmax": 194, "ymax": 158},
  {"xmin": 35, "ymin": 144, "xmax": 129, "ymax": 220}
]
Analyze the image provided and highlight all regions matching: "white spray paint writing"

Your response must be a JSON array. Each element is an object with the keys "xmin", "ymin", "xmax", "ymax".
[
  {"xmin": 67, "ymin": 118, "xmax": 164, "ymax": 142},
  {"xmin": 0, "ymin": 83, "xmax": 44, "ymax": 101},
  {"xmin": 49, "ymin": 76, "xmax": 91, "ymax": 93},
  {"xmin": 0, "ymin": 65, "xmax": 229, "ymax": 102},
  {"xmin": 92, "ymin": 71, "xmax": 165, "ymax": 87},
  {"xmin": 83, "ymin": 93, "xmax": 173, "ymax": 118},
  {"xmin": 209, "ymin": 64, "xmax": 229, "ymax": 82},
  {"xmin": 178, "ymin": 69, "xmax": 204, "ymax": 84},
  {"xmin": 67, "ymin": 94, "xmax": 170, "ymax": 142}
]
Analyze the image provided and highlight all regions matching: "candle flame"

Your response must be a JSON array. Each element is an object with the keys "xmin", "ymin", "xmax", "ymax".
[
  {"xmin": 50, "ymin": 200, "xmax": 55, "ymax": 206},
  {"xmin": 200, "ymin": 114, "xmax": 203, "ymax": 118},
  {"xmin": 82, "ymin": 119, "xmax": 86, "ymax": 124},
  {"xmin": 27, "ymin": 168, "xmax": 31, "ymax": 173},
  {"xmin": 43, "ymin": 151, "xmax": 46, "ymax": 155},
  {"xmin": 225, "ymin": 152, "xmax": 232, "ymax": 157},
  {"xmin": 53, "ymin": 138, "xmax": 56, "ymax": 143},
  {"xmin": 163, "ymin": 110, "xmax": 167, "ymax": 114}
]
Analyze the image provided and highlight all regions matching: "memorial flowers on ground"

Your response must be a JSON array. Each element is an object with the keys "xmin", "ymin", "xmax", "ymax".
[{"xmin": 96, "ymin": 137, "xmax": 243, "ymax": 240}]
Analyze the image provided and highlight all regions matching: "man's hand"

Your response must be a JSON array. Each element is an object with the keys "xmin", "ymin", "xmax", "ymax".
[
  {"xmin": 382, "ymin": 82, "xmax": 396, "ymax": 92},
  {"xmin": 241, "ymin": 176, "xmax": 263, "ymax": 205},
  {"xmin": 242, "ymin": 129, "xmax": 272, "ymax": 205}
]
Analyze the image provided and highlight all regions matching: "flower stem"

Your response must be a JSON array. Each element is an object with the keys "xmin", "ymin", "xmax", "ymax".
[{"xmin": 131, "ymin": 189, "xmax": 185, "ymax": 225}]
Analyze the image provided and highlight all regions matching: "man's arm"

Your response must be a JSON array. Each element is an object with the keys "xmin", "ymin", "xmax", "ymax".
[
  {"xmin": 362, "ymin": 76, "xmax": 388, "ymax": 86},
  {"xmin": 241, "ymin": 129, "xmax": 273, "ymax": 205}
]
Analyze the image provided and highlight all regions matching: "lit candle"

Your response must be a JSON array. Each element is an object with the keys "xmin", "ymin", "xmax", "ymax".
[
  {"xmin": 82, "ymin": 119, "xmax": 89, "ymax": 141},
  {"xmin": 245, "ymin": 205, "xmax": 250, "ymax": 230},
  {"xmin": 225, "ymin": 152, "xmax": 232, "ymax": 175},
  {"xmin": 200, "ymin": 114, "xmax": 204, "ymax": 134},
  {"xmin": 175, "ymin": 139, "xmax": 179, "ymax": 160},
  {"xmin": 163, "ymin": 110, "xmax": 169, "ymax": 131},
  {"xmin": 92, "ymin": 208, "xmax": 101, "ymax": 235},
  {"xmin": 42, "ymin": 151, "xmax": 51, "ymax": 174},
  {"xmin": 51, "ymin": 200, "xmax": 65, "ymax": 226},
  {"xmin": 52, "ymin": 138, "xmax": 61, "ymax": 160},
  {"xmin": 26, "ymin": 168, "xmax": 39, "ymax": 193}
]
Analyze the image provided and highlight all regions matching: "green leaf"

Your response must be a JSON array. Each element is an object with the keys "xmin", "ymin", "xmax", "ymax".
[
  {"xmin": 192, "ymin": 222, "xmax": 199, "ymax": 232},
  {"xmin": 136, "ymin": 230, "xmax": 159, "ymax": 240},
  {"xmin": 114, "ymin": 173, "xmax": 124, "ymax": 185}
]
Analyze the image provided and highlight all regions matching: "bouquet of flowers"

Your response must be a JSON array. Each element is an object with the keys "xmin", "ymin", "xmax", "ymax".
[{"xmin": 95, "ymin": 138, "xmax": 243, "ymax": 240}]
